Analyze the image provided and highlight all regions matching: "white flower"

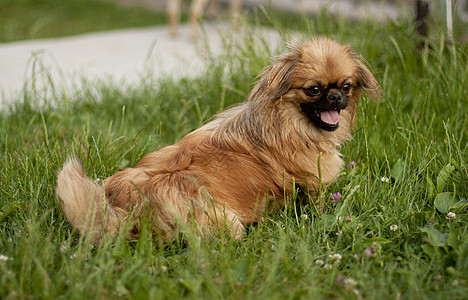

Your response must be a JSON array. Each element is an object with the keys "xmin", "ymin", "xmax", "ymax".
[
  {"xmin": 323, "ymin": 264, "xmax": 333, "ymax": 270},
  {"xmin": 333, "ymin": 253, "xmax": 342, "ymax": 260},
  {"xmin": 390, "ymin": 224, "xmax": 398, "ymax": 231},
  {"xmin": 336, "ymin": 230, "xmax": 343, "ymax": 236},
  {"xmin": 344, "ymin": 278, "xmax": 358, "ymax": 289},
  {"xmin": 328, "ymin": 253, "xmax": 342, "ymax": 265},
  {"xmin": 381, "ymin": 177, "xmax": 390, "ymax": 183},
  {"xmin": 446, "ymin": 212, "xmax": 456, "ymax": 220},
  {"xmin": 315, "ymin": 259, "xmax": 324, "ymax": 266},
  {"xmin": 0, "ymin": 254, "xmax": 9, "ymax": 263},
  {"xmin": 301, "ymin": 214, "xmax": 308, "ymax": 220},
  {"xmin": 161, "ymin": 266, "xmax": 168, "ymax": 272}
]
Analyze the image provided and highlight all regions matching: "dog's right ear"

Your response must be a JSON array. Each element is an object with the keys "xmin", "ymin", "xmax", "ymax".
[
  {"xmin": 248, "ymin": 42, "xmax": 301, "ymax": 102},
  {"xmin": 355, "ymin": 57, "xmax": 382, "ymax": 103}
]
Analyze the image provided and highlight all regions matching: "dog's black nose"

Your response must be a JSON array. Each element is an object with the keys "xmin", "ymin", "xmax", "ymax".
[{"xmin": 328, "ymin": 93, "xmax": 342, "ymax": 103}]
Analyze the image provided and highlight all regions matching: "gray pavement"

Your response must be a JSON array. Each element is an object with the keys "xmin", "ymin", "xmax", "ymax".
[{"xmin": 0, "ymin": 22, "xmax": 257, "ymax": 108}]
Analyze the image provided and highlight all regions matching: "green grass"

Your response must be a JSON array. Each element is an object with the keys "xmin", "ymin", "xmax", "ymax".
[
  {"xmin": 1, "ymin": 9, "xmax": 468, "ymax": 299},
  {"xmin": 0, "ymin": 0, "xmax": 177, "ymax": 43}
]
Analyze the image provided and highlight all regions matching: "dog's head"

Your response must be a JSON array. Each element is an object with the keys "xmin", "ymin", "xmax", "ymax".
[{"xmin": 248, "ymin": 38, "xmax": 382, "ymax": 132}]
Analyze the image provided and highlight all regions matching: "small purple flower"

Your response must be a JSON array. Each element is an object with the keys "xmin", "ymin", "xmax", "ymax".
[
  {"xmin": 427, "ymin": 221, "xmax": 434, "ymax": 227},
  {"xmin": 330, "ymin": 192, "xmax": 342, "ymax": 204},
  {"xmin": 334, "ymin": 275, "xmax": 345, "ymax": 285},
  {"xmin": 365, "ymin": 244, "xmax": 377, "ymax": 258},
  {"xmin": 347, "ymin": 161, "xmax": 357, "ymax": 169}
]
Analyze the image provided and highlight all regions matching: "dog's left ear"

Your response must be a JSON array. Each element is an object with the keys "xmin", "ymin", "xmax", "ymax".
[
  {"xmin": 265, "ymin": 47, "xmax": 300, "ymax": 100},
  {"xmin": 249, "ymin": 43, "xmax": 301, "ymax": 102},
  {"xmin": 355, "ymin": 58, "xmax": 382, "ymax": 102}
]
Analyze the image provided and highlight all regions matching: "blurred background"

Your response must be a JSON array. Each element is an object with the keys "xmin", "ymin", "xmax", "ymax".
[
  {"xmin": 1, "ymin": 0, "xmax": 467, "ymax": 43},
  {"xmin": 110, "ymin": 0, "xmax": 468, "ymax": 23}
]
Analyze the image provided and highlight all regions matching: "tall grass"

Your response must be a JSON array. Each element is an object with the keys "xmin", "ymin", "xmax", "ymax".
[{"xmin": 0, "ymin": 10, "xmax": 467, "ymax": 299}]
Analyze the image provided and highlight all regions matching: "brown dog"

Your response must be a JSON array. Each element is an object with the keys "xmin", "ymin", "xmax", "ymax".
[{"xmin": 56, "ymin": 38, "xmax": 381, "ymax": 243}]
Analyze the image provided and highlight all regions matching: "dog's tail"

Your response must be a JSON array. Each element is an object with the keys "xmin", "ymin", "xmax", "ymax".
[{"xmin": 56, "ymin": 158, "xmax": 126, "ymax": 243}]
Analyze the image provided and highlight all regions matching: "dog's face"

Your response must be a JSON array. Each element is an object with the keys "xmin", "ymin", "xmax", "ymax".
[
  {"xmin": 292, "ymin": 40, "xmax": 381, "ymax": 132},
  {"xmin": 250, "ymin": 38, "xmax": 381, "ymax": 134},
  {"xmin": 298, "ymin": 78, "xmax": 353, "ymax": 132}
]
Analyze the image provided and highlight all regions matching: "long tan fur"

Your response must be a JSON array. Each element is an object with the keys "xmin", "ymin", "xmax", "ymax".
[{"xmin": 57, "ymin": 38, "xmax": 381, "ymax": 243}]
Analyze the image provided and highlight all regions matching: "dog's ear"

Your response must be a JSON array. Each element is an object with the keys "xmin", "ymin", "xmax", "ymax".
[
  {"xmin": 265, "ymin": 46, "xmax": 301, "ymax": 100},
  {"xmin": 249, "ymin": 43, "xmax": 301, "ymax": 102},
  {"xmin": 355, "ymin": 58, "xmax": 382, "ymax": 102}
]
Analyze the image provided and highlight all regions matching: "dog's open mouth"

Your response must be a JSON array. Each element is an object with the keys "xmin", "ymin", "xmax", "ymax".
[{"xmin": 300, "ymin": 104, "xmax": 341, "ymax": 131}]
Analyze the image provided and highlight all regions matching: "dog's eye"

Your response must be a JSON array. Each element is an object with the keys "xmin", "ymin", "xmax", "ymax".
[
  {"xmin": 342, "ymin": 83, "xmax": 351, "ymax": 93},
  {"xmin": 305, "ymin": 86, "xmax": 321, "ymax": 96}
]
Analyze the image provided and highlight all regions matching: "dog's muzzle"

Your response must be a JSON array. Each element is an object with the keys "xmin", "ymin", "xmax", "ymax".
[{"xmin": 300, "ymin": 93, "xmax": 348, "ymax": 131}]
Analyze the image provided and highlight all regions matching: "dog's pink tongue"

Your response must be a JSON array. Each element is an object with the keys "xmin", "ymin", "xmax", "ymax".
[{"xmin": 320, "ymin": 110, "xmax": 340, "ymax": 125}]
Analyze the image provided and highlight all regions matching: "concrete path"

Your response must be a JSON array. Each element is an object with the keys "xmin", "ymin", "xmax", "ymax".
[{"xmin": 0, "ymin": 22, "xmax": 246, "ymax": 108}]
